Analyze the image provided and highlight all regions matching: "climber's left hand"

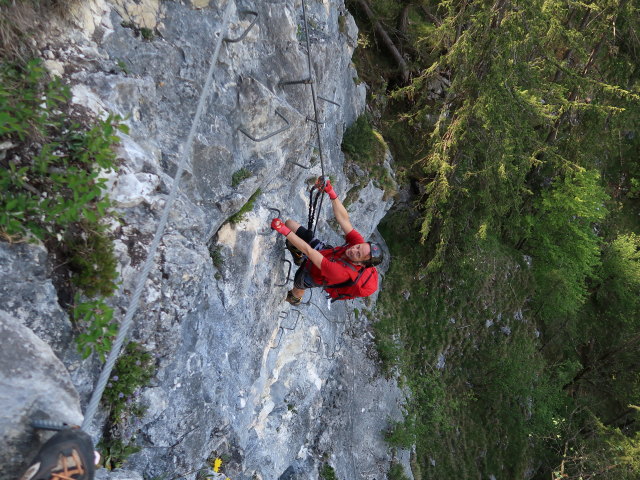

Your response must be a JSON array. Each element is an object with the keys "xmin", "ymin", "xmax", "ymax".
[{"xmin": 271, "ymin": 218, "xmax": 291, "ymax": 236}]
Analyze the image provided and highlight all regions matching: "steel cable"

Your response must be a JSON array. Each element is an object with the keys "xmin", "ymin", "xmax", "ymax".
[
  {"xmin": 300, "ymin": 0, "xmax": 327, "ymax": 235},
  {"xmin": 81, "ymin": 0, "xmax": 236, "ymax": 433}
]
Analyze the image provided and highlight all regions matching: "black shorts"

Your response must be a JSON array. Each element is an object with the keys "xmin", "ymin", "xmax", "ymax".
[{"xmin": 292, "ymin": 226, "xmax": 331, "ymax": 289}]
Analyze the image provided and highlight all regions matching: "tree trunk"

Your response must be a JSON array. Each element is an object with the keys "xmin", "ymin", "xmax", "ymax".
[
  {"xmin": 398, "ymin": 4, "xmax": 410, "ymax": 38},
  {"xmin": 355, "ymin": 0, "xmax": 410, "ymax": 83}
]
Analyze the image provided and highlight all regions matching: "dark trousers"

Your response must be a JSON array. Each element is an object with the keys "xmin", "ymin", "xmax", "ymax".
[{"xmin": 292, "ymin": 226, "xmax": 331, "ymax": 289}]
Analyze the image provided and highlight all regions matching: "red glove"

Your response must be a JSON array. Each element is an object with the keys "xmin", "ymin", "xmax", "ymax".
[
  {"xmin": 317, "ymin": 177, "xmax": 338, "ymax": 200},
  {"xmin": 271, "ymin": 218, "xmax": 291, "ymax": 236}
]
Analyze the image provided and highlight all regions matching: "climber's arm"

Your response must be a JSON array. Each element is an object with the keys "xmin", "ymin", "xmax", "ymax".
[
  {"xmin": 284, "ymin": 231, "xmax": 324, "ymax": 270},
  {"xmin": 320, "ymin": 178, "xmax": 353, "ymax": 235},
  {"xmin": 271, "ymin": 219, "xmax": 324, "ymax": 270}
]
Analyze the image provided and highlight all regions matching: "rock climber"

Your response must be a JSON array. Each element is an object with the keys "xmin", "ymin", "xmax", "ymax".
[{"xmin": 270, "ymin": 177, "xmax": 383, "ymax": 305}]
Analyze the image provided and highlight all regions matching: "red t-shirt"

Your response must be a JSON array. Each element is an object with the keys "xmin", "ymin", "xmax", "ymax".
[{"xmin": 308, "ymin": 229, "xmax": 366, "ymax": 286}]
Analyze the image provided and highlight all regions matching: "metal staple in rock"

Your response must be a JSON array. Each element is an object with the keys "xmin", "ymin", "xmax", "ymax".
[{"xmin": 81, "ymin": 0, "xmax": 236, "ymax": 433}]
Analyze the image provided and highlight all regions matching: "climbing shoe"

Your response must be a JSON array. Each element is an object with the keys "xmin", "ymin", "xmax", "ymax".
[
  {"xmin": 285, "ymin": 240, "xmax": 304, "ymax": 266},
  {"xmin": 285, "ymin": 290, "xmax": 302, "ymax": 306},
  {"xmin": 20, "ymin": 428, "xmax": 96, "ymax": 480}
]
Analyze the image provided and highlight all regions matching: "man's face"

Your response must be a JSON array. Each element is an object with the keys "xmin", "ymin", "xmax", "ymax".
[{"xmin": 345, "ymin": 242, "xmax": 371, "ymax": 264}]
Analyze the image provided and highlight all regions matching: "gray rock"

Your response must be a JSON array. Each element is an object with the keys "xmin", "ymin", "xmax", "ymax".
[
  {"xmin": 0, "ymin": 242, "xmax": 73, "ymax": 358},
  {"xmin": 0, "ymin": 311, "xmax": 83, "ymax": 479},
  {"xmin": 95, "ymin": 468, "xmax": 144, "ymax": 480}
]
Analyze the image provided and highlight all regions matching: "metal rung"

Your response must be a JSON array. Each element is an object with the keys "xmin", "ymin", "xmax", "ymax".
[
  {"xmin": 279, "ymin": 77, "xmax": 312, "ymax": 87},
  {"xmin": 259, "ymin": 207, "xmax": 282, "ymax": 236},
  {"xmin": 310, "ymin": 334, "xmax": 322, "ymax": 354},
  {"xmin": 286, "ymin": 159, "xmax": 312, "ymax": 169},
  {"xmin": 301, "ymin": 287, "xmax": 313, "ymax": 306},
  {"xmin": 239, "ymin": 110, "xmax": 290, "ymax": 142},
  {"xmin": 317, "ymin": 95, "xmax": 340, "ymax": 107},
  {"xmin": 279, "ymin": 309, "xmax": 302, "ymax": 330},
  {"xmin": 275, "ymin": 259, "xmax": 292, "ymax": 287},
  {"xmin": 270, "ymin": 327, "xmax": 284, "ymax": 349},
  {"xmin": 224, "ymin": 10, "xmax": 258, "ymax": 43}
]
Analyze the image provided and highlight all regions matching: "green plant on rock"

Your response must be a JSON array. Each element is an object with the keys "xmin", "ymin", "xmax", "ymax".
[
  {"xmin": 98, "ymin": 342, "xmax": 155, "ymax": 470},
  {"xmin": 102, "ymin": 341, "xmax": 155, "ymax": 421},
  {"xmin": 388, "ymin": 463, "xmax": 410, "ymax": 480},
  {"xmin": 228, "ymin": 188, "xmax": 261, "ymax": 224},
  {"xmin": 0, "ymin": 58, "xmax": 124, "ymax": 282},
  {"xmin": 341, "ymin": 114, "xmax": 395, "ymax": 198},
  {"xmin": 97, "ymin": 437, "xmax": 141, "ymax": 471},
  {"xmin": 231, "ymin": 167, "xmax": 252, "ymax": 187},
  {"xmin": 140, "ymin": 28, "xmax": 154, "ymax": 41},
  {"xmin": 342, "ymin": 114, "xmax": 386, "ymax": 168},
  {"xmin": 66, "ymin": 224, "xmax": 119, "ymax": 297},
  {"xmin": 209, "ymin": 243, "xmax": 224, "ymax": 270},
  {"xmin": 319, "ymin": 463, "xmax": 337, "ymax": 480},
  {"xmin": 74, "ymin": 296, "xmax": 118, "ymax": 362}
]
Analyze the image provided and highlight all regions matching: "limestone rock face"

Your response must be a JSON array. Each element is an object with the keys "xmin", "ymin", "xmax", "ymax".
[
  {"xmin": 0, "ymin": 311, "xmax": 83, "ymax": 479},
  {"xmin": 0, "ymin": 1, "xmax": 409, "ymax": 479}
]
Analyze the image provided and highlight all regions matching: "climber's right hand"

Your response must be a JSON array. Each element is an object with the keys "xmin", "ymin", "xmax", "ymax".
[
  {"xmin": 271, "ymin": 218, "xmax": 291, "ymax": 236},
  {"xmin": 316, "ymin": 176, "xmax": 337, "ymax": 200}
]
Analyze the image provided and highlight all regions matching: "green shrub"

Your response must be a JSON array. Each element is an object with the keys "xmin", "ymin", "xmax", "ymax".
[
  {"xmin": 388, "ymin": 463, "xmax": 410, "ymax": 480},
  {"xmin": 0, "ymin": 58, "xmax": 125, "ymax": 243},
  {"xmin": 228, "ymin": 188, "xmax": 261, "ymax": 224},
  {"xmin": 102, "ymin": 342, "xmax": 155, "ymax": 421},
  {"xmin": 97, "ymin": 437, "xmax": 141, "ymax": 470},
  {"xmin": 74, "ymin": 296, "xmax": 118, "ymax": 362},
  {"xmin": 342, "ymin": 114, "xmax": 395, "ymax": 197},
  {"xmin": 209, "ymin": 243, "xmax": 224, "ymax": 270},
  {"xmin": 97, "ymin": 342, "xmax": 155, "ymax": 469},
  {"xmin": 1, "ymin": 58, "xmax": 125, "ymax": 324},
  {"xmin": 319, "ymin": 464, "xmax": 337, "ymax": 480},
  {"xmin": 342, "ymin": 114, "xmax": 387, "ymax": 167},
  {"xmin": 231, "ymin": 167, "xmax": 252, "ymax": 187},
  {"xmin": 67, "ymin": 225, "xmax": 119, "ymax": 297}
]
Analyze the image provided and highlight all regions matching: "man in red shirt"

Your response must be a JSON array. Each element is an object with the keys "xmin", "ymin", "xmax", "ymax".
[{"xmin": 271, "ymin": 178, "xmax": 383, "ymax": 305}]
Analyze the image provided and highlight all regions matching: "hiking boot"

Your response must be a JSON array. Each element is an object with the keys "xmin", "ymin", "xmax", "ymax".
[
  {"xmin": 285, "ymin": 240, "xmax": 304, "ymax": 266},
  {"xmin": 20, "ymin": 428, "xmax": 96, "ymax": 480},
  {"xmin": 285, "ymin": 290, "xmax": 302, "ymax": 306}
]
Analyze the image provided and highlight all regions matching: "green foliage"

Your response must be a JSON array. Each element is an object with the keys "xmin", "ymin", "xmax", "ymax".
[
  {"xmin": 319, "ymin": 464, "xmax": 337, "ymax": 480},
  {"xmin": 67, "ymin": 225, "xmax": 119, "ymax": 297},
  {"xmin": 528, "ymin": 169, "xmax": 608, "ymax": 321},
  {"xmin": 140, "ymin": 28, "xmax": 154, "ymax": 41},
  {"xmin": 116, "ymin": 59, "xmax": 129, "ymax": 75},
  {"xmin": 120, "ymin": 21, "xmax": 154, "ymax": 41},
  {"xmin": 102, "ymin": 342, "xmax": 155, "ymax": 422},
  {"xmin": 1, "ymin": 58, "xmax": 125, "ymax": 361},
  {"xmin": 356, "ymin": 0, "xmax": 640, "ymax": 477},
  {"xmin": 209, "ymin": 243, "xmax": 224, "ymax": 270},
  {"xmin": 388, "ymin": 463, "xmax": 410, "ymax": 480},
  {"xmin": 231, "ymin": 167, "xmax": 252, "ymax": 187},
  {"xmin": 342, "ymin": 114, "xmax": 386, "ymax": 166},
  {"xmin": 593, "ymin": 233, "xmax": 640, "ymax": 322},
  {"xmin": 74, "ymin": 297, "xmax": 118, "ymax": 362},
  {"xmin": 0, "ymin": 58, "xmax": 124, "ymax": 269},
  {"xmin": 228, "ymin": 188, "xmax": 261, "ymax": 224},
  {"xmin": 342, "ymin": 114, "xmax": 396, "ymax": 198},
  {"xmin": 98, "ymin": 342, "xmax": 155, "ymax": 469},
  {"xmin": 97, "ymin": 437, "xmax": 141, "ymax": 470}
]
